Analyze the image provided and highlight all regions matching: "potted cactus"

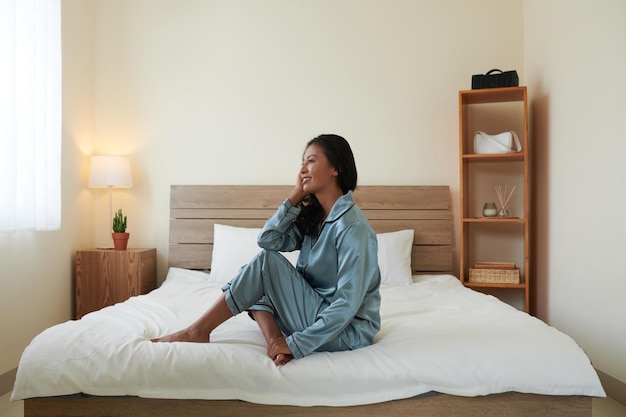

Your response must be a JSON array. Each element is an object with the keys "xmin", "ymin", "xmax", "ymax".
[{"xmin": 112, "ymin": 209, "xmax": 129, "ymax": 250}]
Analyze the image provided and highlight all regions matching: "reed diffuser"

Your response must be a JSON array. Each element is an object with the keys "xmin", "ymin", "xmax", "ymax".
[{"xmin": 495, "ymin": 185, "xmax": 515, "ymax": 217}]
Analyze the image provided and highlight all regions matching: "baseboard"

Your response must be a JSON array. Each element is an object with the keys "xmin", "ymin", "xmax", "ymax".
[
  {"xmin": 597, "ymin": 369, "xmax": 626, "ymax": 406},
  {"xmin": 0, "ymin": 368, "xmax": 17, "ymax": 397}
]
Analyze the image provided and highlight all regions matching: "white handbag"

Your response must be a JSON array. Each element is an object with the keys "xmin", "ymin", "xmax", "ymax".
[{"xmin": 473, "ymin": 131, "xmax": 522, "ymax": 154}]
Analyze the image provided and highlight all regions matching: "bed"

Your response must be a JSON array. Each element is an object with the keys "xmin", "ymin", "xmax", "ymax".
[{"xmin": 13, "ymin": 185, "xmax": 605, "ymax": 417}]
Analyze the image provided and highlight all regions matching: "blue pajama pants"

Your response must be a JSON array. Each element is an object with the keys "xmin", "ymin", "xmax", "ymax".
[{"xmin": 221, "ymin": 250, "xmax": 346, "ymax": 352}]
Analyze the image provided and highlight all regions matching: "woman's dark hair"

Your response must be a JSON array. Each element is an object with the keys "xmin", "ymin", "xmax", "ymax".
[{"xmin": 296, "ymin": 134, "xmax": 357, "ymax": 236}]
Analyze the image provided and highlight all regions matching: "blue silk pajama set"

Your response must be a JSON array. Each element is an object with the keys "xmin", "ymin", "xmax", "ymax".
[{"xmin": 221, "ymin": 191, "xmax": 381, "ymax": 359}]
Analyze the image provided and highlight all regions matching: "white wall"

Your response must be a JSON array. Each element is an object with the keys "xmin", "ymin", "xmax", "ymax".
[{"xmin": 525, "ymin": 0, "xmax": 626, "ymax": 384}]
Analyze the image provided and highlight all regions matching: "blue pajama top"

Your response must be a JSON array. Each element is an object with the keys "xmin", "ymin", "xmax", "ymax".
[{"xmin": 257, "ymin": 191, "xmax": 381, "ymax": 358}]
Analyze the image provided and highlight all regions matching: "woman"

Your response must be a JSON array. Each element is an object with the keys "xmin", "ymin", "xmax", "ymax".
[{"xmin": 153, "ymin": 134, "xmax": 381, "ymax": 366}]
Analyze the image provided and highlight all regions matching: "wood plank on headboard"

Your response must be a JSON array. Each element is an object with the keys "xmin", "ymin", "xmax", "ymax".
[{"xmin": 169, "ymin": 185, "xmax": 453, "ymax": 273}]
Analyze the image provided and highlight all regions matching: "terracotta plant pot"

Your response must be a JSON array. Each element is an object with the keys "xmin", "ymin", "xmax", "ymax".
[{"xmin": 112, "ymin": 232, "xmax": 130, "ymax": 251}]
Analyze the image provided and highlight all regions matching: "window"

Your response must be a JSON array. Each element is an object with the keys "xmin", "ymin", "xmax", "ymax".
[{"xmin": 0, "ymin": 0, "xmax": 61, "ymax": 232}]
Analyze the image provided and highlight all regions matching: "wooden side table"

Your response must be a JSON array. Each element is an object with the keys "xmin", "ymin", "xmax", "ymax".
[{"xmin": 75, "ymin": 248, "xmax": 157, "ymax": 319}]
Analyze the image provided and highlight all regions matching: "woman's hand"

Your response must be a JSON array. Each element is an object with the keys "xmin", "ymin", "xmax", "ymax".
[
  {"xmin": 268, "ymin": 336, "xmax": 294, "ymax": 366},
  {"xmin": 288, "ymin": 170, "xmax": 307, "ymax": 207}
]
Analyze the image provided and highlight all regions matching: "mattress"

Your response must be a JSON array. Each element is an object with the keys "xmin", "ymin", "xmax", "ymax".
[{"xmin": 12, "ymin": 268, "xmax": 605, "ymax": 406}]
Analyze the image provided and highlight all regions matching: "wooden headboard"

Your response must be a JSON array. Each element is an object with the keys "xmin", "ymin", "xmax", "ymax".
[{"xmin": 169, "ymin": 185, "xmax": 453, "ymax": 273}]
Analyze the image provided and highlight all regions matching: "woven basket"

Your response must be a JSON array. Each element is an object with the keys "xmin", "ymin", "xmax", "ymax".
[{"xmin": 469, "ymin": 268, "xmax": 520, "ymax": 284}]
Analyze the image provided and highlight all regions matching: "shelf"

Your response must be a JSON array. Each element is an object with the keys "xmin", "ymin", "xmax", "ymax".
[
  {"xmin": 463, "ymin": 217, "xmax": 526, "ymax": 224},
  {"xmin": 459, "ymin": 87, "xmax": 526, "ymax": 105},
  {"xmin": 462, "ymin": 152, "xmax": 524, "ymax": 162},
  {"xmin": 464, "ymin": 282, "xmax": 526, "ymax": 290}
]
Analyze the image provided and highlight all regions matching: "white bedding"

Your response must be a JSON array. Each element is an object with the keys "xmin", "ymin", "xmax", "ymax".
[{"xmin": 12, "ymin": 268, "xmax": 605, "ymax": 406}]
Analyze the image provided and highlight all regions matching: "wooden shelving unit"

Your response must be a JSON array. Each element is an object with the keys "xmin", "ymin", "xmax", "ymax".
[{"xmin": 458, "ymin": 86, "xmax": 531, "ymax": 313}]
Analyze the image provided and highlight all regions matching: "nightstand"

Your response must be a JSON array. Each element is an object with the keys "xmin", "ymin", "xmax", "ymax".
[{"xmin": 75, "ymin": 248, "xmax": 157, "ymax": 319}]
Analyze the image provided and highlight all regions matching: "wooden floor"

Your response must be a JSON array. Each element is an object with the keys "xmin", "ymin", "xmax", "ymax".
[{"xmin": 1, "ymin": 393, "xmax": 624, "ymax": 417}]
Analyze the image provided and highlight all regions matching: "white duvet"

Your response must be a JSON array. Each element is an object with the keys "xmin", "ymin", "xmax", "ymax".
[{"xmin": 12, "ymin": 268, "xmax": 605, "ymax": 406}]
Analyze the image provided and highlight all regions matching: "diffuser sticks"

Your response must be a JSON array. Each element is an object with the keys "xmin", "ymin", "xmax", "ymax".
[{"xmin": 495, "ymin": 185, "xmax": 515, "ymax": 217}]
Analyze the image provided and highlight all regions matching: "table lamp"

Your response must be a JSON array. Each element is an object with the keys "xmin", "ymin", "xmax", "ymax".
[{"xmin": 88, "ymin": 155, "xmax": 133, "ymax": 247}]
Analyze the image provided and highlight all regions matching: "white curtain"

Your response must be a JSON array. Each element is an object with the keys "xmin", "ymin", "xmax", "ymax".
[{"xmin": 0, "ymin": 0, "xmax": 61, "ymax": 232}]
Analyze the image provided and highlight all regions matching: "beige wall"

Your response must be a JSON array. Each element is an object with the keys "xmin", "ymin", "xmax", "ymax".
[
  {"xmin": 524, "ymin": 0, "xmax": 626, "ymax": 384},
  {"xmin": 88, "ymin": 0, "xmax": 524, "ymax": 283},
  {"xmin": 1, "ymin": 0, "xmax": 623, "ymax": 392}
]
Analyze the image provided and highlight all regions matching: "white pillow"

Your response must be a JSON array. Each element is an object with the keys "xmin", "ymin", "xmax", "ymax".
[
  {"xmin": 209, "ymin": 224, "xmax": 299, "ymax": 284},
  {"xmin": 376, "ymin": 229, "xmax": 414, "ymax": 286},
  {"xmin": 209, "ymin": 224, "xmax": 413, "ymax": 286}
]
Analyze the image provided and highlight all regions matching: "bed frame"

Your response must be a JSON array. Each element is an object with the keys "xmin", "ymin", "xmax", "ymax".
[
  {"xmin": 168, "ymin": 185, "xmax": 454, "ymax": 273},
  {"xmin": 24, "ymin": 185, "xmax": 591, "ymax": 417}
]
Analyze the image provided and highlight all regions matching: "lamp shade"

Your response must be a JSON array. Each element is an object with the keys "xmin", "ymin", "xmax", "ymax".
[{"xmin": 88, "ymin": 155, "xmax": 133, "ymax": 188}]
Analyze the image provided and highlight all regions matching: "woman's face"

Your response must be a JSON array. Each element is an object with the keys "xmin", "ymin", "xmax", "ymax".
[{"xmin": 300, "ymin": 144, "xmax": 339, "ymax": 195}]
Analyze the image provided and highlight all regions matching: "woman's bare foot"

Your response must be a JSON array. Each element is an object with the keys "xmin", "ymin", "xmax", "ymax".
[
  {"xmin": 151, "ymin": 327, "xmax": 210, "ymax": 343},
  {"xmin": 274, "ymin": 353, "xmax": 294, "ymax": 366},
  {"xmin": 152, "ymin": 293, "xmax": 233, "ymax": 343}
]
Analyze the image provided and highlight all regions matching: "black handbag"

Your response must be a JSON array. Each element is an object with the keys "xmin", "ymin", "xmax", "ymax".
[{"xmin": 471, "ymin": 69, "xmax": 519, "ymax": 89}]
